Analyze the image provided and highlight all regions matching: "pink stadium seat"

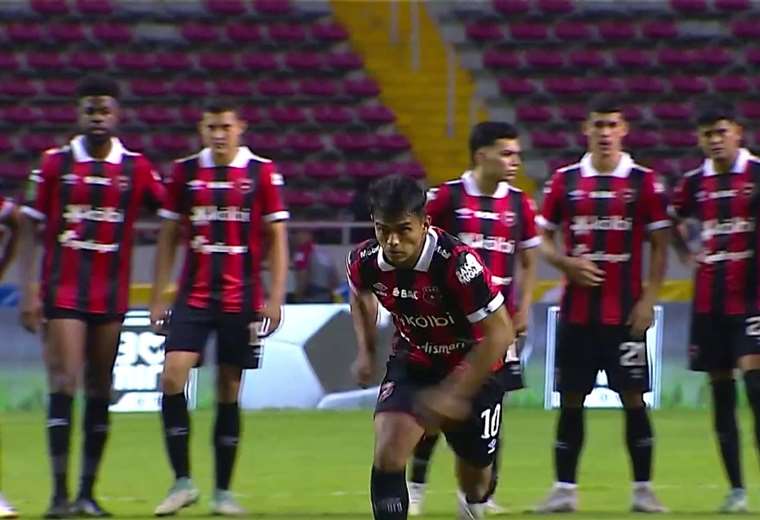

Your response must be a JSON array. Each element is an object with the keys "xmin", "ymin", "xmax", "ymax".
[
  {"xmin": 333, "ymin": 133, "xmax": 373, "ymax": 154},
  {"xmin": 483, "ymin": 49, "xmax": 520, "ymax": 69},
  {"xmin": 198, "ymin": 52, "xmax": 237, "ymax": 71},
  {"xmin": 173, "ymin": 79, "xmax": 210, "ymax": 97},
  {"xmin": 375, "ymin": 134, "xmax": 411, "ymax": 153},
  {"xmin": 48, "ymin": 23, "xmax": 86, "ymax": 44},
  {"xmin": 646, "ymin": 159, "xmax": 676, "ymax": 178},
  {"xmin": 26, "ymin": 52, "xmax": 64, "ymax": 70},
  {"xmin": 641, "ymin": 20, "xmax": 678, "ymax": 39},
  {"xmin": 498, "ymin": 78, "xmax": 536, "ymax": 96},
  {"xmin": 75, "ymin": 0, "xmax": 113, "ymax": 14},
  {"xmin": 179, "ymin": 106, "xmax": 202, "ymax": 125},
  {"xmin": 6, "ymin": 106, "xmax": 39, "ymax": 125},
  {"xmin": 670, "ymin": 76, "xmax": 709, "ymax": 94},
  {"xmin": 312, "ymin": 105, "xmax": 353, "ymax": 125},
  {"xmin": 152, "ymin": 134, "xmax": 192, "ymax": 156},
  {"xmin": 732, "ymin": 20, "xmax": 760, "ymax": 39},
  {"xmin": 670, "ymin": 0, "xmax": 707, "ymax": 12},
  {"xmin": 69, "ymin": 51, "xmax": 108, "ymax": 71},
  {"xmin": 569, "ymin": 49, "xmax": 605, "ymax": 68},
  {"xmin": 20, "ymin": 134, "xmax": 59, "ymax": 153},
  {"xmin": 130, "ymin": 79, "xmax": 169, "ymax": 97},
  {"xmin": 582, "ymin": 77, "xmax": 623, "ymax": 93},
  {"xmin": 323, "ymin": 189, "xmax": 355, "ymax": 208},
  {"xmin": 3, "ymin": 79, "xmax": 38, "ymax": 97},
  {"xmin": 575, "ymin": 134, "xmax": 588, "ymax": 148},
  {"xmin": 239, "ymin": 106, "xmax": 264, "ymax": 125},
  {"xmin": 558, "ymin": 104, "xmax": 587, "ymax": 122},
  {"xmin": 182, "ymin": 23, "xmax": 219, "ymax": 44},
  {"xmin": 227, "ymin": 23, "xmax": 263, "ymax": 43},
  {"xmin": 555, "ymin": 21, "xmax": 592, "ymax": 41},
  {"xmin": 31, "ymin": 0, "xmax": 68, "ymax": 15},
  {"xmin": 544, "ymin": 77, "xmax": 584, "ymax": 96},
  {"xmin": 246, "ymin": 133, "xmax": 286, "ymax": 154},
  {"xmin": 510, "ymin": 22, "xmax": 548, "ymax": 41},
  {"xmin": 92, "ymin": 23, "xmax": 132, "ymax": 44},
  {"xmin": 137, "ymin": 107, "xmax": 174, "ymax": 125},
  {"xmin": 344, "ymin": 78, "xmax": 380, "ymax": 98},
  {"xmin": 531, "ymin": 131, "xmax": 568, "ymax": 149},
  {"xmin": 345, "ymin": 161, "xmax": 381, "ymax": 179},
  {"xmin": 114, "ymin": 53, "xmax": 155, "ymax": 72},
  {"xmin": 41, "ymin": 106, "xmax": 77, "ymax": 125},
  {"xmin": 697, "ymin": 47, "xmax": 732, "ymax": 68},
  {"xmin": 6, "ymin": 23, "xmax": 43, "ymax": 44},
  {"xmin": 613, "ymin": 49, "xmax": 652, "ymax": 69},
  {"xmin": 277, "ymin": 162, "xmax": 303, "ymax": 180},
  {"xmin": 252, "ymin": 0, "xmax": 292, "ymax": 15},
  {"xmin": 258, "ymin": 78, "xmax": 296, "ymax": 97},
  {"xmin": 241, "ymin": 52, "xmax": 279, "ymax": 72},
  {"xmin": 0, "ymin": 162, "xmax": 30, "ymax": 180},
  {"xmin": 270, "ymin": 106, "xmax": 307, "ymax": 126},
  {"xmin": 746, "ymin": 48, "xmax": 760, "ymax": 66},
  {"xmin": 657, "ymin": 48, "xmax": 696, "ymax": 68},
  {"xmin": 205, "ymin": 0, "xmax": 247, "ymax": 15},
  {"xmin": 157, "ymin": 52, "xmax": 193, "ymax": 72},
  {"xmin": 623, "ymin": 106, "xmax": 643, "ymax": 121},
  {"xmin": 624, "ymin": 130, "xmax": 659, "ymax": 149},
  {"xmin": 43, "ymin": 79, "xmax": 76, "ymax": 97},
  {"xmin": 357, "ymin": 105, "xmax": 395, "ymax": 125},
  {"xmin": 268, "ymin": 23, "xmax": 307, "ymax": 43},
  {"xmin": 326, "ymin": 52, "xmax": 363, "ymax": 71},
  {"xmin": 396, "ymin": 160, "xmax": 426, "ymax": 179},
  {"xmin": 538, "ymin": 0, "xmax": 574, "ymax": 14},
  {"xmin": 492, "ymin": 0, "xmax": 531, "ymax": 15},
  {"xmin": 0, "ymin": 135, "xmax": 14, "ymax": 154},
  {"xmin": 679, "ymin": 157, "xmax": 701, "ymax": 172},
  {"xmin": 286, "ymin": 52, "xmax": 324, "ymax": 71},
  {"xmin": 662, "ymin": 130, "xmax": 697, "ymax": 148},
  {"xmin": 516, "ymin": 105, "xmax": 553, "ymax": 123},
  {"xmin": 0, "ymin": 53, "xmax": 19, "ymax": 72},
  {"xmin": 214, "ymin": 79, "xmax": 253, "ymax": 96},
  {"xmin": 598, "ymin": 21, "xmax": 636, "ymax": 41},
  {"xmin": 311, "ymin": 22, "xmax": 349, "ymax": 43},
  {"xmin": 739, "ymin": 101, "xmax": 760, "ymax": 120},
  {"xmin": 120, "ymin": 134, "xmax": 146, "ymax": 153},
  {"xmin": 525, "ymin": 49, "xmax": 564, "ymax": 69},
  {"xmin": 283, "ymin": 191, "xmax": 316, "ymax": 208},
  {"xmin": 304, "ymin": 162, "xmax": 341, "ymax": 180},
  {"xmin": 713, "ymin": 75, "xmax": 750, "ymax": 93},
  {"xmin": 466, "ymin": 22, "xmax": 503, "ymax": 42},
  {"xmin": 716, "ymin": 0, "xmax": 750, "ymax": 11},
  {"xmin": 299, "ymin": 78, "xmax": 339, "ymax": 98},
  {"xmin": 626, "ymin": 76, "xmax": 666, "ymax": 94},
  {"xmin": 653, "ymin": 102, "xmax": 690, "ymax": 121}
]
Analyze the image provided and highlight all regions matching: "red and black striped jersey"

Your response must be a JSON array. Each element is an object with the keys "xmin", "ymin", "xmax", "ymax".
[
  {"xmin": 538, "ymin": 153, "xmax": 670, "ymax": 326},
  {"xmin": 670, "ymin": 148, "xmax": 760, "ymax": 315},
  {"xmin": 427, "ymin": 171, "xmax": 539, "ymax": 314},
  {"xmin": 346, "ymin": 227, "xmax": 504, "ymax": 378},
  {"xmin": 21, "ymin": 135, "xmax": 164, "ymax": 314},
  {"xmin": 159, "ymin": 146, "xmax": 288, "ymax": 313}
]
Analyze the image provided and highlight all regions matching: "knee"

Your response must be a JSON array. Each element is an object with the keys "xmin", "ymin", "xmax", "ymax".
[
  {"xmin": 621, "ymin": 391, "xmax": 645, "ymax": 409},
  {"xmin": 560, "ymin": 392, "xmax": 585, "ymax": 409},
  {"xmin": 48, "ymin": 370, "xmax": 79, "ymax": 395},
  {"xmin": 161, "ymin": 368, "xmax": 189, "ymax": 395},
  {"xmin": 459, "ymin": 467, "xmax": 491, "ymax": 500},
  {"xmin": 84, "ymin": 370, "xmax": 113, "ymax": 399},
  {"xmin": 373, "ymin": 439, "xmax": 408, "ymax": 472}
]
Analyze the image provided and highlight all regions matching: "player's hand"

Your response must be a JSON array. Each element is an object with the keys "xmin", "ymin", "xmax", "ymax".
[
  {"xmin": 149, "ymin": 301, "xmax": 170, "ymax": 333},
  {"xmin": 20, "ymin": 292, "xmax": 42, "ymax": 333},
  {"xmin": 676, "ymin": 249, "xmax": 696, "ymax": 268},
  {"xmin": 627, "ymin": 299, "xmax": 654, "ymax": 338},
  {"xmin": 513, "ymin": 308, "xmax": 529, "ymax": 335},
  {"xmin": 562, "ymin": 257, "xmax": 605, "ymax": 287},
  {"xmin": 261, "ymin": 301, "xmax": 282, "ymax": 334},
  {"xmin": 416, "ymin": 386, "xmax": 471, "ymax": 429},
  {"xmin": 351, "ymin": 351, "xmax": 375, "ymax": 388}
]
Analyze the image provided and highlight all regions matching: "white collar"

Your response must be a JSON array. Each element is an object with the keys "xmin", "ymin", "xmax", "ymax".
[
  {"xmin": 704, "ymin": 148, "xmax": 751, "ymax": 176},
  {"xmin": 71, "ymin": 135, "xmax": 125, "ymax": 164},
  {"xmin": 461, "ymin": 170, "xmax": 510, "ymax": 198},
  {"xmin": 198, "ymin": 146, "xmax": 255, "ymax": 169},
  {"xmin": 377, "ymin": 227, "xmax": 438, "ymax": 272},
  {"xmin": 580, "ymin": 152, "xmax": 634, "ymax": 178}
]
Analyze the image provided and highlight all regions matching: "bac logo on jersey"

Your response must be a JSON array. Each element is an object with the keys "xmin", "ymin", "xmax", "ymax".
[
  {"xmin": 622, "ymin": 188, "xmax": 637, "ymax": 203},
  {"xmin": 378, "ymin": 382, "xmax": 395, "ymax": 402},
  {"xmin": 393, "ymin": 287, "xmax": 419, "ymax": 300},
  {"xmin": 456, "ymin": 253, "xmax": 484, "ymax": 284},
  {"xmin": 501, "ymin": 211, "xmax": 516, "ymax": 227},
  {"xmin": 742, "ymin": 183, "xmax": 756, "ymax": 198},
  {"xmin": 117, "ymin": 175, "xmax": 131, "ymax": 191}
]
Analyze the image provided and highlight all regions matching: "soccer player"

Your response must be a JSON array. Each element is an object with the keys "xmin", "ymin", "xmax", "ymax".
[
  {"xmin": 533, "ymin": 97, "xmax": 670, "ymax": 513},
  {"xmin": 670, "ymin": 99, "xmax": 760, "ymax": 513},
  {"xmin": 149, "ymin": 100, "xmax": 289, "ymax": 516},
  {"xmin": 347, "ymin": 175, "xmax": 515, "ymax": 520},
  {"xmin": 18, "ymin": 76, "xmax": 165, "ymax": 518},
  {"xmin": 407, "ymin": 122, "xmax": 539, "ymax": 515}
]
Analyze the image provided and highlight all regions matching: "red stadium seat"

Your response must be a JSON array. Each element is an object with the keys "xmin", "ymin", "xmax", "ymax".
[
  {"xmin": 20, "ymin": 133, "xmax": 59, "ymax": 153},
  {"xmin": 311, "ymin": 22, "xmax": 349, "ymax": 43},
  {"xmin": 75, "ymin": 0, "xmax": 113, "ymax": 14},
  {"xmin": 198, "ymin": 52, "xmax": 237, "ymax": 71},
  {"xmin": 538, "ymin": 0, "xmax": 574, "ymax": 14},
  {"xmin": 739, "ymin": 101, "xmax": 760, "ymax": 120},
  {"xmin": 205, "ymin": 0, "xmax": 247, "ymax": 15},
  {"xmin": 130, "ymin": 79, "xmax": 169, "ymax": 97},
  {"xmin": 753, "ymin": 130, "xmax": 760, "ymax": 148},
  {"xmin": 498, "ymin": 77, "xmax": 536, "ymax": 96},
  {"xmin": 374, "ymin": 134, "xmax": 411, "ymax": 153},
  {"xmin": 510, "ymin": 22, "xmax": 548, "ymax": 41},
  {"xmin": 41, "ymin": 106, "xmax": 77, "ymax": 125},
  {"xmin": 746, "ymin": 48, "xmax": 760, "ymax": 66},
  {"xmin": 492, "ymin": 0, "xmax": 531, "ymax": 15},
  {"xmin": 31, "ymin": 0, "xmax": 68, "ymax": 15},
  {"xmin": 558, "ymin": 104, "xmax": 587, "ymax": 122},
  {"xmin": 662, "ymin": 130, "xmax": 697, "ymax": 148},
  {"xmin": 181, "ymin": 23, "xmax": 219, "ymax": 44},
  {"xmin": 652, "ymin": 102, "xmax": 690, "ymax": 121},
  {"xmin": 6, "ymin": 106, "xmax": 39, "ymax": 125},
  {"xmin": 582, "ymin": 77, "xmax": 624, "ymax": 93},
  {"xmin": 0, "ymin": 135, "xmax": 15, "ymax": 155},
  {"xmin": 178, "ymin": 106, "xmax": 203, "ymax": 125},
  {"xmin": 624, "ymin": 130, "xmax": 659, "ymax": 149},
  {"xmin": 304, "ymin": 162, "xmax": 341, "ymax": 180},
  {"xmin": 641, "ymin": 20, "xmax": 678, "ymax": 39},
  {"xmin": 716, "ymin": 0, "xmax": 750, "ymax": 11},
  {"xmin": 270, "ymin": 106, "xmax": 308, "ymax": 126},
  {"xmin": 483, "ymin": 49, "xmax": 520, "ymax": 70},
  {"xmin": 357, "ymin": 105, "xmax": 395, "ymax": 125},
  {"xmin": 173, "ymin": 79, "xmax": 210, "ymax": 98},
  {"xmin": 214, "ymin": 78, "xmax": 253, "ymax": 96},
  {"xmin": 531, "ymin": 131, "xmax": 568, "ymax": 149},
  {"xmin": 679, "ymin": 157, "xmax": 701, "ymax": 172},
  {"xmin": 613, "ymin": 49, "xmax": 652, "ymax": 69},
  {"xmin": 326, "ymin": 52, "xmax": 363, "ymax": 71},
  {"xmin": 26, "ymin": 52, "xmax": 65, "ymax": 70},
  {"xmin": 333, "ymin": 133, "xmax": 373, "ymax": 154},
  {"xmin": 670, "ymin": 0, "xmax": 707, "ymax": 12},
  {"xmin": 151, "ymin": 134, "xmax": 193, "ymax": 156},
  {"xmin": 241, "ymin": 52, "xmax": 280, "ymax": 72},
  {"xmin": 92, "ymin": 23, "xmax": 132, "ymax": 44},
  {"xmin": 48, "ymin": 23, "xmax": 87, "ymax": 44},
  {"xmin": 312, "ymin": 105, "xmax": 353, "ymax": 125},
  {"xmin": 344, "ymin": 78, "xmax": 380, "ymax": 98},
  {"xmin": 569, "ymin": 49, "xmax": 605, "ymax": 68},
  {"xmin": 239, "ymin": 106, "xmax": 264, "ymax": 125},
  {"xmin": 69, "ymin": 51, "xmax": 109, "ymax": 71},
  {"xmin": 120, "ymin": 134, "xmax": 146, "ymax": 153},
  {"xmin": 696, "ymin": 47, "xmax": 733, "ymax": 68},
  {"xmin": 0, "ymin": 52, "xmax": 19, "ymax": 72},
  {"xmin": 268, "ymin": 23, "xmax": 307, "ymax": 43},
  {"xmin": 657, "ymin": 48, "xmax": 696, "ymax": 68},
  {"xmin": 0, "ymin": 162, "xmax": 30, "ymax": 180},
  {"xmin": 226, "ymin": 23, "xmax": 263, "ymax": 43},
  {"xmin": 544, "ymin": 77, "xmax": 584, "ymax": 96},
  {"xmin": 136, "ymin": 106, "xmax": 175, "ymax": 125},
  {"xmin": 395, "ymin": 160, "xmax": 426, "ymax": 179},
  {"xmin": 670, "ymin": 76, "xmax": 709, "ymax": 94},
  {"xmin": 525, "ymin": 49, "xmax": 564, "ymax": 69},
  {"xmin": 157, "ymin": 52, "xmax": 193, "ymax": 71},
  {"xmin": 277, "ymin": 162, "xmax": 303, "ymax": 180},
  {"xmin": 713, "ymin": 75, "xmax": 750, "ymax": 94},
  {"xmin": 3, "ymin": 78, "xmax": 38, "ymax": 97},
  {"xmin": 516, "ymin": 105, "xmax": 553, "ymax": 123},
  {"xmin": 347, "ymin": 161, "xmax": 389, "ymax": 179},
  {"xmin": 554, "ymin": 21, "xmax": 592, "ymax": 41},
  {"xmin": 466, "ymin": 22, "xmax": 503, "ymax": 42},
  {"xmin": 732, "ymin": 20, "xmax": 760, "ymax": 39},
  {"xmin": 252, "ymin": 0, "xmax": 292, "ymax": 16},
  {"xmin": 283, "ymin": 191, "xmax": 317, "ymax": 208},
  {"xmin": 246, "ymin": 133, "xmax": 286, "ymax": 155},
  {"xmin": 114, "ymin": 53, "xmax": 155, "ymax": 72},
  {"xmin": 43, "ymin": 79, "xmax": 76, "ymax": 97},
  {"xmin": 323, "ymin": 189, "xmax": 355, "ymax": 208},
  {"xmin": 299, "ymin": 78, "xmax": 339, "ymax": 98},
  {"xmin": 285, "ymin": 52, "xmax": 324, "ymax": 72},
  {"xmin": 623, "ymin": 106, "xmax": 644, "ymax": 121},
  {"xmin": 257, "ymin": 78, "xmax": 296, "ymax": 97},
  {"xmin": 598, "ymin": 21, "xmax": 636, "ymax": 41},
  {"xmin": 626, "ymin": 76, "xmax": 666, "ymax": 94},
  {"xmin": 6, "ymin": 23, "xmax": 43, "ymax": 44}
]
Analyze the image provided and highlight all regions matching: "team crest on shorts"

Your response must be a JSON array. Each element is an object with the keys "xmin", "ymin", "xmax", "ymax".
[{"xmin": 378, "ymin": 382, "xmax": 395, "ymax": 402}]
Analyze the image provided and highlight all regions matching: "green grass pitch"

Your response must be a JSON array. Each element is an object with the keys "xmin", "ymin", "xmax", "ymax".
[{"xmin": 2, "ymin": 408, "xmax": 759, "ymax": 519}]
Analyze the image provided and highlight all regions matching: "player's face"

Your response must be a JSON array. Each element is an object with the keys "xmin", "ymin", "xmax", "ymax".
[
  {"xmin": 78, "ymin": 96, "xmax": 119, "ymax": 143},
  {"xmin": 584, "ymin": 112, "xmax": 628, "ymax": 157},
  {"xmin": 373, "ymin": 212, "xmax": 429, "ymax": 268},
  {"xmin": 200, "ymin": 111, "xmax": 246, "ymax": 157},
  {"xmin": 476, "ymin": 138, "xmax": 522, "ymax": 184},
  {"xmin": 698, "ymin": 119, "xmax": 742, "ymax": 164}
]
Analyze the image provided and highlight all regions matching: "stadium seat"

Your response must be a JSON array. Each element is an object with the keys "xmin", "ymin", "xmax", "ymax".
[
  {"xmin": 395, "ymin": 160, "xmax": 426, "ymax": 179},
  {"xmin": 696, "ymin": 47, "xmax": 732, "ymax": 68},
  {"xmin": 753, "ymin": 130, "xmax": 760, "ymax": 147},
  {"xmin": 492, "ymin": 0, "xmax": 531, "ymax": 15},
  {"xmin": 623, "ymin": 106, "xmax": 644, "ymax": 121},
  {"xmin": 178, "ymin": 106, "xmax": 202, "ymax": 125},
  {"xmin": 226, "ymin": 23, "xmax": 263, "ymax": 44},
  {"xmin": 252, "ymin": 0, "xmax": 292, "ymax": 16},
  {"xmin": 214, "ymin": 78, "xmax": 253, "ymax": 96},
  {"xmin": 531, "ymin": 131, "xmax": 568, "ymax": 149},
  {"xmin": 304, "ymin": 161, "xmax": 341, "ymax": 180},
  {"xmin": 646, "ymin": 158, "xmax": 676, "ymax": 178},
  {"xmin": 92, "ymin": 22, "xmax": 132, "ymax": 44},
  {"xmin": 746, "ymin": 48, "xmax": 760, "ymax": 66},
  {"xmin": 120, "ymin": 134, "xmax": 146, "ymax": 153},
  {"xmin": 554, "ymin": 21, "xmax": 592, "ymax": 41},
  {"xmin": 598, "ymin": 21, "xmax": 636, "ymax": 41},
  {"xmin": 246, "ymin": 133, "xmax": 286, "ymax": 155},
  {"xmin": 268, "ymin": 23, "xmax": 307, "ymax": 43},
  {"xmin": 6, "ymin": 106, "xmax": 39, "ymax": 125},
  {"xmin": 713, "ymin": 75, "xmax": 750, "ymax": 93},
  {"xmin": 624, "ymin": 130, "xmax": 659, "ymax": 149},
  {"xmin": 357, "ymin": 105, "xmax": 395, "ymax": 125},
  {"xmin": 198, "ymin": 52, "xmax": 237, "ymax": 72},
  {"xmin": 613, "ymin": 49, "xmax": 652, "ymax": 69},
  {"xmin": 30, "ymin": 0, "xmax": 68, "ymax": 15},
  {"xmin": 239, "ymin": 106, "xmax": 264, "ymax": 125},
  {"xmin": 283, "ymin": 190, "xmax": 317, "ymax": 208},
  {"xmin": 157, "ymin": 52, "xmax": 193, "ymax": 71},
  {"xmin": 0, "ymin": 135, "xmax": 14, "ymax": 155},
  {"xmin": 662, "ymin": 129, "xmax": 697, "ymax": 148},
  {"xmin": 739, "ymin": 101, "xmax": 760, "ymax": 120},
  {"xmin": 538, "ymin": 0, "xmax": 574, "ymax": 14},
  {"xmin": 498, "ymin": 77, "xmax": 536, "ymax": 96},
  {"xmin": 173, "ymin": 78, "xmax": 210, "ymax": 97},
  {"xmin": 483, "ymin": 49, "xmax": 520, "ymax": 69},
  {"xmin": 641, "ymin": 19, "xmax": 678, "ymax": 39},
  {"xmin": 205, "ymin": 0, "xmax": 247, "ymax": 16},
  {"xmin": 347, "ymin": 161, "xmax": 388, "ymax": 179},
  {"xmin": 323, "ymin": 189, "xmax": 355, "ymax": 208},
  {"xmin": 42, "ymin": 79, "xmax": 76, "ymax": 97},
  {"xmin": 311, "ymin": 22, "xmax": 349, "ymax": 43},
  {"xmin": 285, "ymin": 52, "xmax": 324, "ymax": 71},
  {"xmin": 299, "ymin": 78, "xmax": 339, "ymax": 98},
  {"xmin": 466, "ymin": 22, "xmax": 503, "ymax": 42},
  {"xmin": 270, "ymin": 106, "xmax": 307, "ymax": 126},
  {"xmin": 69, "ymin": 51, "xmax": 109, "ymax": 71},
  {"xmin": 732, "ymin": 20, "xmax": 760, "ymax": 39},
  {"xmin": 258, "ymin": 78, "xmax": 296, "ymax": 97},
  {"xmin": 312, "ymin": 105, "xmax": 353, "ymax": 126},
  {"xmin": 569, "ymin": 49, "xmax": 605, "ymax": 68},
  {"xmin": 326, "ymin": 52, "xmax": 363, "ymax": 71},
  {"xmin": 277, "ymin": 161, "xmax": 303, "ymax": 180},
  {"xmin": 582, "ymin": 77, "xmax": 624, "ymax": 93},
  {"xmin": 510, "ymin": 22, "xmax": 549, "ymax": 41},
  {"xmin": 26, "ymin": 52, "xmax": 65, "ymax": 70},
  {"xmin": 136, "ymin": 106, "xmax": 175, "ymax": 125},
  {"xmin": 669, "ymin": 0, "xmax": 707, "ymax": 12},
  {"xmin": 20, "ymin": 133, "xmax": 59, "ymax": 153},
  {"xmin": 241, "ymin": 52, "xmax": 280, "ymax": 72},
  {"xmin": 716, "ymin": 0, "xmax": 750, "ymax": 11},
  {"xmin": 516, "ymin": 105, "xmax": 553, "ymax": 123},
  {"xmin": 48, "ymin": 23, "xmax": 87, "ymax": 44},
  {"xmin": 626, "ymin": 76, "xmax": 666, "ymax": 94},
  {"xmin": 544, "ymin": 77, "xmax": 584, "ymax": 96},
  {"xmin": 344, "ymin": 78, "xmax": 380, "ymax": 98},
  {"xmin": 151, "ymin": 134, "xmax": 193, "ymax": 156},
  {"xmin": 374, "ymin": 134, "xmax": 411, "ymax": 153},
  {"xmin": 0, "ymin": 162, "xmax": 30, "ymax": 180},
  {"xmin": 333, "ymin": 133, "xmax": 373, "ymax": 154},
  {"xmin": 114, "ymin": 52, "xmax": 155, "ymax": 72},
  {"xmin": 525, "ymin": 49, "xmax": 564, "ymax": 69},
  {"xmin": 130, "ymin": 79, "xmax": 169, "ymax": 97},
  {"xmin": 6, "ymin": 23, "xmax": 43, "ymax": 44},
  {"xmin": 0, "ymin": 53, "xmax": 19, "ymax": 72},
  {"xmin": 670, "ymin": 76, "xmax": 709, "ymax": 94},
  {"xmin": 652, "ymin": 102, "xmax": 690, "ymax": 121},
  {"xmin": 75, "ymin": 0, "xmax": 113, "ymax": 15},
  {"xmin": 657, "ymin": 48, "xmax": 696, "ymax": 68},
  {"xmin": 3, "ymin": 78, "xmax": 38, "ymax": 97},
  {"xmin": 678, "ymin": 156, "xmax": 701, "ymax": 172},
  {"xmin": 41, "ymin": 105, "xmax": 77, "ymax": 125},
  {"xmin": 558, "ymin": 104, "xmax": 587, "ymax": 122},
  {"xmin": 181, "ymin": 23, "xmax": 219, "ymax": 44}
]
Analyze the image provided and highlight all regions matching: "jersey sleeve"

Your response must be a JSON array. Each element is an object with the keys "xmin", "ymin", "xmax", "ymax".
[
  {"xmin": 157, "ymin": 161, "xmax": 185, "ymax": 220},
  {"xmin": 426, "ymin": 183, "xmax": 451, "ymax": 228},
  {"xmin": 642, "ymin": 171, "xmax": 671, "ymax": 232},
  {"xmin": 669, "ymin": 174, "xmax": 694, "ymax": 220},
  {"xmin": 140, "ymin": 157, "xmax": 166, "ymax": 212},
  {"xmin": 345, "ymin": 248, "xmax": 368, "ymax": 295},
  {"xmin": 519, "ymin": 194, "xmax": 541, "ymax": 249},
  {"xmin": 536, "ymin": 171, "xmax": 564, "ymax": 231},
  {"xmin": 447, "ymin": 249, "xmax": 504, "ymax": 323},
  {"xmin": 21, "ymin": 151, "xmax": 57, "ymax": 222},
  {"xmin": 257, "ymin": 161, "xmax": 289, "ymax": 223}
]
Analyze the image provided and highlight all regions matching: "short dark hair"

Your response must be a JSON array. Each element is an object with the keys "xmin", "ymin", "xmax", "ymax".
[
  {"xmin": 696, "ymin": 97, "xmax": 736, "ymax": 126},
  {"xmin": 76, "ymin": 75, "xmax": 120, "ymax": 99},
  {"xmin": 588, "ymin": 95, "xmax": 623, "ymax": 115},
  {"xmin": 469, "ymin": 121, "xmax": 519, "ymax": 159},
  {"xmin": 202, "ymin": 99, "xmax": 239, "ymax": 115},
  {"xmin": 368, "ymin": 175, "xmax": 426, "ymax": 220}
]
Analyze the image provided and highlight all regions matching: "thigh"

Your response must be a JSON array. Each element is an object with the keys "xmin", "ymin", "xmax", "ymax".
[
  {"xmin": 373, "ymin": 412, "xmax": 425, "ymax": 470},
  {"xmin": 555, "ymin": 322, "xmax": 598, "ymax": 395},
  {"xmin": 734, "ymin": 315, "xmax": 760, "ymax": 370},
  {"xmin": 216, "ymin": 311, "xmax": 262, "ymax": 369},
  {"xmin": 444, "ymin": 375, "xmax": 504, "ymax": 469},
  {"xmin": 689, "ymin": 313, "xmax": 733, "ymax": 373},
  {"xmin": 43, "ymin": 318, "xmax": 88, "ymax": 382},
  {"xmin": 216, "ymin": 363, "xmax": 244, "ymax": 403},
  {"xmin": 84, "ymin": 318, "xmax": 124, "ymax": 397},
  {"xmin": 374, "ymin": 360, "xmax": 426, "ymax": 422},
  {"xmin": 601, "ymin": 326, "xmax": 651, "ymax": 393},
  {"xmin": 164, "ymin": 305, "xmax": 213, "ymax": 365}
]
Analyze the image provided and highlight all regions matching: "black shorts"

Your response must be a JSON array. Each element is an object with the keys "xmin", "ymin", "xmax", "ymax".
[
  {"xmin": 500, "ymin": 335, "xmax": 526, "ymax": 392},
  {"xmin": 44, "ymin": 306, "xmax": 124, "ymax": 325},
  {"xmin": 689, "ymin": 313, "xmax": 760, "ymax": 372},
  {"xmin": 164, "ymin": 304, "xmax": 263, "ymax": 369},
  {"xmin": 555, "ymin": 322, "xmax": 651, "ymax": 394},
  {"xmin": 375, "ymin": 357, "xmax": 505, "ymax": 468}
]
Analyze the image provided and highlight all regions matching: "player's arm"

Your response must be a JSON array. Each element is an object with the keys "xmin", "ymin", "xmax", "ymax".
[
  {"xmin": 263, "ymin": 220, "xmax": 288, "ymax": 328},
  {"xmin": 668, "ymin": 176, "xmax": 696, "ymax": 265},
  {"xmin": 539, "ymin": 227, "xmax": 604, "ymax": 287},
  {"xmin": 149, "ymin": 218, "xmax": 181, "ymax": 329},
  {"xmin": 349, "ymin": 288, "xmax": 379, "ymax": 387},
  {"xmin": 426, "ymin": 184, "xmax": 450, "ymax": 228},
  {"xmin": 0, "ymin": 203, "xmax": 19, "ymax": 280},
  {"xmin": 515, "ymin": 246, "xmax": 537, "ymax": 334}
]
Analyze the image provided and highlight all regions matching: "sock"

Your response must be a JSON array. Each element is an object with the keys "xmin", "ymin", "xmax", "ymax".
[
  {"xmin": 79, "ymin": 398, "xmax": 110, "ymax": 499},
  {"xmin": 555, "ymin": 407, "xmax": 584, "ymax": 484},
  {"xmin": 484, "ymin": 435, "xmax": 502, "ymax": 501},
  {"xmin": 161, "ymin": 393, "xmax": 190, "ymax": 480},
  {"xmin": 371, "ymin": 467, "xmax": 408, "ymax": 519},
  {"xmin": 743, "ymin": 370, "xmax": 760, "ymax": 472},
  {"xmin": 409, "ymin": 434, "xmax": 439, "ymax": 484},
  {"xmin": 213, "ymin": 402, "xmax": 241, "ymax": 491},
  {"xmin": 47, "ymin": 393, "xmax": 73, "ymax": 501},
  {"xmin": 711, "ymin": 379, "xmax": 743, "ymax": 489},
  {"xmin": 625, "ymin": 407, "xmax": 653, "ymax": 483}
]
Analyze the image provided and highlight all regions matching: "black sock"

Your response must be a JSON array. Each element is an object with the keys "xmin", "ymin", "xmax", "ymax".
[
  {"xmin": 555, "ymin": 407, "xmax": 583, "ymax": 484},
  {"xmin": 161, "ymin": 393, "xmax": 190, "ymax": 480},
  {"xmin": 409, "ymin": 434, "xmax": 439, "ymax": 484},
  {"xmin": 79, "ymin": 398, "xmax": 110, "ymax": 499},
  {"xmin": 47, "ymin": 393, "xmax": 73, "ymax": 501},
  {"xmin": 711, "ymin": 379, "xmax": 743, "ymax": 489},
  {"xmin": 484, "ymin": 434, "xmax": 502, "ymax": 500},
  {"xmin": 625, "ymin": 407, "xmax": 653, "ymax": 482},
  {"xmin": 214, "ymin": 402, "xmax": 240, "ymax": 491},
  {"xmin": 371, "ymin": 467, "xmax": 408, "ymax": 520},
  {"xmin": 743, "ymin": 370, "xmax": 760, "ymax": 475}
]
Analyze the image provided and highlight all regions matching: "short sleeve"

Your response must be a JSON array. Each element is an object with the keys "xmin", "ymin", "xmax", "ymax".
[
  {"xmin": 669, "ymin": 174, "xmax": 694, "ymax": 220},
  {"xmin": 536, "ymin": 171, "xmax": 564, "ymax": 231},
  {"xmin": 642, "ymin": 171, "xmax": 671, "ymax": 232},
  {"xmin": 447, "ymin": 249, "xmax": 504, "ymax": 323},
  {"xmin": 21, "ymin": 151, "xmax": 57, "ymax": 222},
  {"xmin": 140, "ymin": 158, "xmax": 166, "ymax": 212},
  {"xmin": 519, "ymin": 195, "xmax": 541, "ymax": 249},
  {"xmin": 158, "ymin": 161, "xmax": 185, "ymax": 220},
  {"xmin": 426, "ymin": 184, "xmax": 451, "ymax": 228},
  {"xmin": 345, "ymin": 248, "xmax": 367, "ymax": 295},
  {"xmin": 257, "ymin": 161, "xmax": 289, "ymax": 223}
]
